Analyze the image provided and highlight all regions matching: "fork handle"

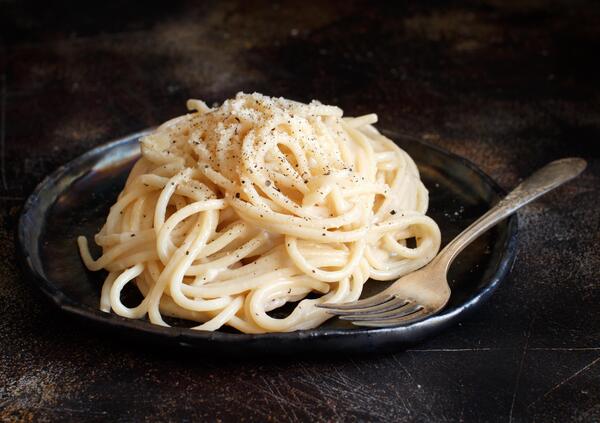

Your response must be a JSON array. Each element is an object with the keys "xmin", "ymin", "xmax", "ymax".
[{"xmin": 434, "ymin": 157, "xmax": 587, "ymax": 269}]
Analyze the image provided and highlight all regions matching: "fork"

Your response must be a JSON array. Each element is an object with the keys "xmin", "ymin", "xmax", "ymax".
[{"xmin": 317, "ymin": 157, "xmax": 587, "ymax": 327}]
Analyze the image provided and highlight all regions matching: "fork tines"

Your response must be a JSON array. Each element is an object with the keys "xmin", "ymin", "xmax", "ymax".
[{"xmin": 317, "ymin": 294, "xmax": 427, "ymax": 327}]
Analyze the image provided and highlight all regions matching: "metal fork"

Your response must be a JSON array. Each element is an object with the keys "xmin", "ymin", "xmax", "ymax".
[{"xmin": 317, "ymin": 157, "xmax": 587, "ymax": 327}]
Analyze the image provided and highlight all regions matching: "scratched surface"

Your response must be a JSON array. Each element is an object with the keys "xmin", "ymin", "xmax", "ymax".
[{"xmin": 1, "ymin": 1, "xmax": 599, "ymax": 422}]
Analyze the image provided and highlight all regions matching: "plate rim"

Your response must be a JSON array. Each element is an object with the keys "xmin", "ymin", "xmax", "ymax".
[{"xmin": 17, "ymin": 128, "xmax": 518, "ymax": 348}]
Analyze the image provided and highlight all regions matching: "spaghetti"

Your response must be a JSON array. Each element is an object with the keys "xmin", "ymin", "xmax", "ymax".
[{"xmin": 78, "ymin": 92, "xmax": 441, "ymax": 333}]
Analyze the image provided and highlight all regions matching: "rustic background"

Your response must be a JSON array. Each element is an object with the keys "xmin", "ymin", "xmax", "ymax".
[{"xmin": 1, "ymin": 1, "xmax": 599, "ymax": 422}]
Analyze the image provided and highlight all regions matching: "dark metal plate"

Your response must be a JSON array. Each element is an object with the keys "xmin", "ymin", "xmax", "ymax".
[{"xmin": 18, "ymin": 129, "xmax": 517, "ymax": 355}]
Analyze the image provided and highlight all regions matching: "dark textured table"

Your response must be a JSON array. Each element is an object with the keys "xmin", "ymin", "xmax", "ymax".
[{"xmin": 1, "ymin": 1, "xmax": 599, "ymax": 422}]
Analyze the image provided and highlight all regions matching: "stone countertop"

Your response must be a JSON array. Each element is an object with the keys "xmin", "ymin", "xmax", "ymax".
[{"xmin": 1, "ymin": 1, "xmax": 599, "ymax": 422}]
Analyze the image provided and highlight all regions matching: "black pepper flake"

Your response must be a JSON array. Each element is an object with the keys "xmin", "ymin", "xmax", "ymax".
[
  {"xmin": 185, "ymin": 251, "xmax": 189, "ymax": 255},
  {"xmin": 131, "ymin": 234, "xmax": 135, "ymax": 237},
  {"xmin": 265, "ymin": 180, "xmax": 271, "ymax": 186},
  {"xmin": 390, "ymin": 210, "xmax": 396, "ymax": 215},
  {"xmin": 322, "ymin": 233, "xmax": 326, "ymax": 236},
  {"xmin": 235, "ymin": 193, "xmax": 240, "ymax": 198}
]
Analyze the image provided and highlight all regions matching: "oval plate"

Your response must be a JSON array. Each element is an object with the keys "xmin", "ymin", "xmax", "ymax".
[{"xmin": 18, "ymin": 129, "xmax": 517, "ymax": 355}]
